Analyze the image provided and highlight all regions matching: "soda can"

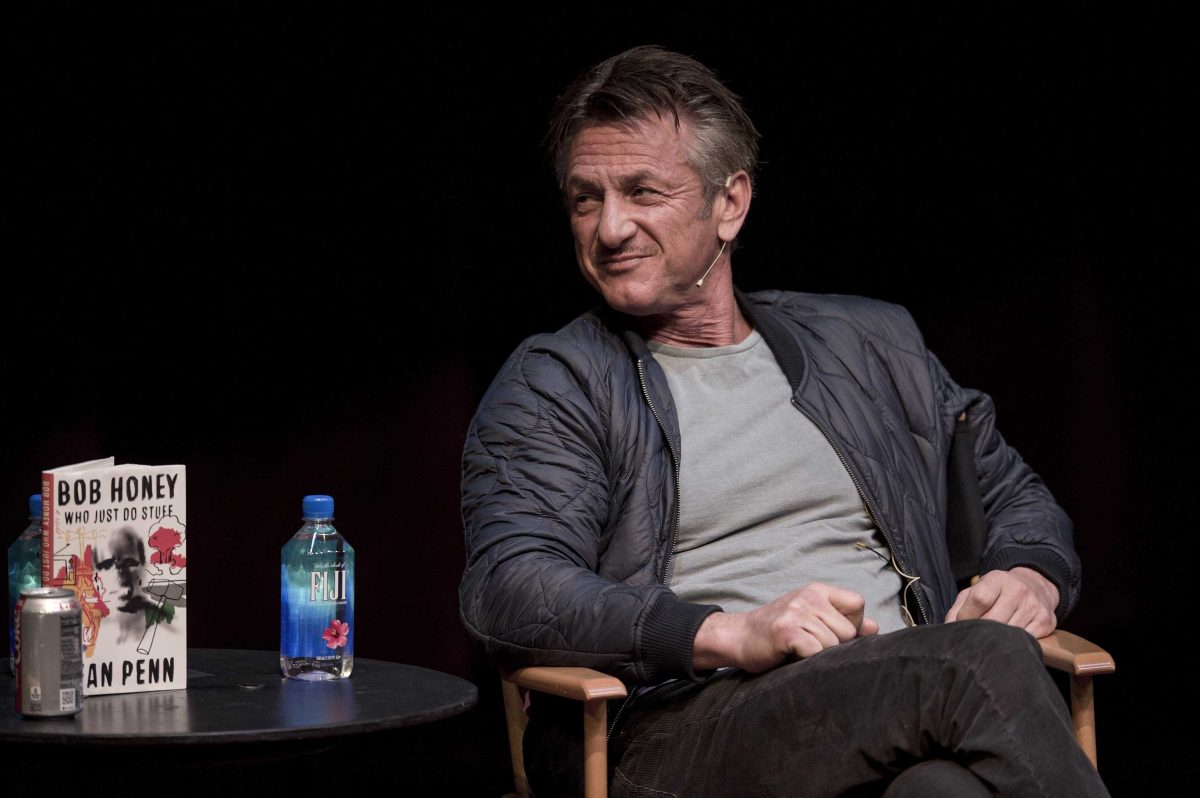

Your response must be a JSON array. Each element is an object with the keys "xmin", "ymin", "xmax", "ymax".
[{"xmin": 14, "ymin": 587, "xmax": 83, "ymax": 718}]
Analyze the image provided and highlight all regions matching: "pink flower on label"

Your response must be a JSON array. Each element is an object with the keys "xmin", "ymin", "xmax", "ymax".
[{"xmin": 322, "ymin": 619, "xmax": 350, "ymax": 649}]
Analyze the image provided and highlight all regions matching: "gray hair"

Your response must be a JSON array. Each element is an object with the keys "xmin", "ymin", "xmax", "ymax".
[{"xmin": 548, "ymin": 45, "xmax": 760, "ymax": 208}]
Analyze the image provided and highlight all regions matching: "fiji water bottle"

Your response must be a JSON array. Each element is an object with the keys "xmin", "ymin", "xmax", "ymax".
[
  {"xmin": 8, "ymin": 493, "xmax": 42, "ymax": 674},
  {"xmin": 280, "ymin": 494, "xmax": 355, "ymax": 680}
]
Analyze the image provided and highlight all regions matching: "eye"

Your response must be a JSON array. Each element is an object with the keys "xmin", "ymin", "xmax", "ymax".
[
  {"xmin": 572, "ymin": 193, "xmax": 598, "ymax": 212},
  {"xmin": 630, "ymin": 186, "xmax": 664, "ymax": 205}
]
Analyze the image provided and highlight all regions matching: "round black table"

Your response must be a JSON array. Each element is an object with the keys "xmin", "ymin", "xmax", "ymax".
[
  {"xmin": 4, "ymin": 649, "xmax": 481, "ymax": 796},
  {"xmin": 2, "ymin": 648, "xmax": 477, "ymax": 744}
]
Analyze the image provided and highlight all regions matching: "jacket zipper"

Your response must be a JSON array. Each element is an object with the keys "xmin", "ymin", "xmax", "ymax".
[
  {"xmin": 607, "ymin": 358, "xmax": 684, "ymax": 740},
  {"xmin": 636, "ymin": 359, "xmax": 683, "ymax": 584},
  {"xmin": 790, "ymin": 397, "xmax": 932, "ymax": 626}
]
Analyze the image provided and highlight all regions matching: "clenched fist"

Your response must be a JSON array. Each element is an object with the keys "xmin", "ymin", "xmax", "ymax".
[
  {"xmin": 945, "ymin": 567, "xmax": 1059, "ymax": 638},
  {"xmin": 693, "ymin": 583, "xmax": 880, "ymax": 673}
]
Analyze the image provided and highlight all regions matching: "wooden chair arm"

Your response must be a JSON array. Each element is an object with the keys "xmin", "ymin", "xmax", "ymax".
[
  {"xmin": 503, "ymin": 666, "xmax": 628, "ymax": 702},
  {"xmin": 501, "ymin": 667, "xmax": 627, "ymax": 798},
  {"xmin": 1037, "ymin": 630, "xmax": 1116, "ymax": 677},
  {"xmin": 1036, "ymin": 629, "xmax": 1114, "ymax": 769}
]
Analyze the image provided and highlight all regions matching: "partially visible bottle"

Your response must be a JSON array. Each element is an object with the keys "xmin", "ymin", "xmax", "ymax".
[
  {"xmin": 9, "ymin": 493, "xmax": 42, "ymax": 674},
  {"xmin": 280, "ymin": 494, "xmax": 354, "ymax": 680}
]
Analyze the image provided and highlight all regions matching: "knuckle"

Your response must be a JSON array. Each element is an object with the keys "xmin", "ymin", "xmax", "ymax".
[
  {"xmin": 796, "ymin": 585, "xmax": 822, "ymax": 604},
  {"xmin": 770, "ymin": 614, "xmax": 799, "ymax": 640}
]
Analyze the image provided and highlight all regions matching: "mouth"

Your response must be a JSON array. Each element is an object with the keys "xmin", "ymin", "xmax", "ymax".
[{"xmin": 596, "ymin": 252, "xmax": 654, "ymax": 270}]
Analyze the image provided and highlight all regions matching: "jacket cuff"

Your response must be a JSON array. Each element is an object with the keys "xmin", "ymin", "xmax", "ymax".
[
  {"xmin": 638, "ymin": 592, "xmax": 722, "ymax": 684},
  {"xmin": 983, "ymin": 546, "xmax": 1074, "ymax": 622}
]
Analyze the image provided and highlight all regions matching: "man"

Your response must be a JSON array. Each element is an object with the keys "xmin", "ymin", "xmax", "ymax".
[{"xmin": 460, "ymin": 46, "xmax": 1108, "ymax": 797}]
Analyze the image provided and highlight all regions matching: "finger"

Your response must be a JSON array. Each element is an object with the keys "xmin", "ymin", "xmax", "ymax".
[
  {"xmin": 1006, "ymin": 602, "xmax": 1038, "ymax": 632},
  {"xmin": 945, "ymin": 589, "xmax": 968, "ymax": 623},
  {"xmin": 859, "ymin": 617, "xmax": 879, "ymax": 637},
  {"xmin": 978, "ymin": 585, "xmax": 1024, "ymax": 626},
  {"xmin": 979, "ymin": 571, "xmax": 1049, "ymax": 628},
  {"xmin": 767, "ymin": 602, "xmax": 840, "ymax": 654},
  {"xmin": 779, "ymin": 625, "xmax": 833, "ymax": 659},
  {"xmin": 813, "ymin": 603, "xmax": 862, "ymax": 643},
  {"xmin": 777, "ymin": 604, "xmax": 853, "ymax": 654},
  {"xmin": 957, "ymin": 578, "xmax": 1003, "ymax": 621},
  {"xmin": 822, "ymin": 585, "xmax": 871, "ymax": 634},
  {"xmin": 776, "ymin": 584, "xmax": 870, "ymax": 653},
  {"xmin": 802, "ymin": 611, "xmax": 850, "ymax": 650},
  {"xmin": 794, "ymin": 630, "xmax": 838, "ymax": 659},
  {"xmin": 782, "ymin": 584, "xmax": 862, "ymax": 642},
  {"xmin": 1025, "ymin": 611, "xmax": 1056, "ymax": 639},
  {"xmin": 824, "ymin": 585, "xmax": 868, "ymax": 620},
  {"xmin": 1008, "ymin": 599, "xmax": 1055, "ymax": 639}
]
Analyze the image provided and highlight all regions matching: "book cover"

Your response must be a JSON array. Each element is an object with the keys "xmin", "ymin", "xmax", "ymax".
[{"xmin": 41, "ymin": 458, "xmax": 187, "ymax": 695}]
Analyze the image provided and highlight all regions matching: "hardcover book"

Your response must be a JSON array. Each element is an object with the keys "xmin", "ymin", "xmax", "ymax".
[{"xmin": 41, "ymin": 458, "xmax": 187, "ymax": 695}]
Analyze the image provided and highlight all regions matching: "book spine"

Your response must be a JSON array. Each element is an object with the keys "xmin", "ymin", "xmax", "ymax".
[{"xmin": 40, "ymin": 472, "xmax": 54, "ymax": 587}]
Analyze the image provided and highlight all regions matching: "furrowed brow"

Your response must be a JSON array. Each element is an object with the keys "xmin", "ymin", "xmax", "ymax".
[
  {"xmin": 564, "ymin": 174, "xmax": 600, "ymax": 194},
  {"xmin": 564, "ymin": 168, "xmax": 665, "ymax": 193},
  {"xmin": 619, "ymin": 170, "xmax": 662, "ymax": 189}
]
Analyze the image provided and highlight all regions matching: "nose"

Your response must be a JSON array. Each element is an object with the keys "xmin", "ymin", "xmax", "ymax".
[{"xmin": 596, "ymin": 193, "xmax": 637, "ymax": 249}]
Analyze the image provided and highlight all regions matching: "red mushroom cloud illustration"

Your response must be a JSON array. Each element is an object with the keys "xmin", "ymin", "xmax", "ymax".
[{"xmin": 147, "ymin": 515, "xmax": 187, "ymax": 575}]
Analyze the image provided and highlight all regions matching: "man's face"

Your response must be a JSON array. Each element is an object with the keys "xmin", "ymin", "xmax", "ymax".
[{"xmin": 564, "ymin": 115, "xmax": 724, "ymax": 318}]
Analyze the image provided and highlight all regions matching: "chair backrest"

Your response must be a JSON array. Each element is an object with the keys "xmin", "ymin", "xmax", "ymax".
[{"xmin": 946, "ymin": 412, "xmax": 988, "ymax": 588}]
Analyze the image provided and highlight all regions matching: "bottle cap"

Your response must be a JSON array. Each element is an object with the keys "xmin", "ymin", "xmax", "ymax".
[
  {"xmin": 302, "ymin": 494, "xmax": 334, "ymax": 520},
  {"xmin": 29, "ymin": 492, "xmax": 41, "ymax": 521}
]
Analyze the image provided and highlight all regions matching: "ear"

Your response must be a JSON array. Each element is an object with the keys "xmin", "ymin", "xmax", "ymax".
[{"xmin": 716, "ymin": 170, "xmax": 752, "ymax": 242}]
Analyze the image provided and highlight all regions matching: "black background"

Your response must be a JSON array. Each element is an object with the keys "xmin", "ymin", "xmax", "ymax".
[{"xmin": 5, "ymin": 4, "xmax": 1193, "ymax": 794}]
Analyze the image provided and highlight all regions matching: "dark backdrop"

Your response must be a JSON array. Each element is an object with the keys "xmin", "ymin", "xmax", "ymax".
[{"xmin": 5, "ymin": 5, "xmax": 1192, "ymax": 794}]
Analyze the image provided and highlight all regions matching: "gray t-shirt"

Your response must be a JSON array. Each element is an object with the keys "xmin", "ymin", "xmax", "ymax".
[{"xmin": 648, "ymin": 329, "xmax": 908, "ymax": 634}]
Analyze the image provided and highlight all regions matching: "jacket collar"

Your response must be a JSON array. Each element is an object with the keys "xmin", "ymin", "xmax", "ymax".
[
  {"xmin": 735, "ymin": 287, "xmax": 808, "ymax": 392},
  {"xmin": 604, "ymin": 288, "xmax": 809, "ymax": 393}
]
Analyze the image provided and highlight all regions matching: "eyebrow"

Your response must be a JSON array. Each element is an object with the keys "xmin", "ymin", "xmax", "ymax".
[
  {"xmin": 564, "ymin": 170, "xmax": 665, "ymax": 193},
  {"xmin": 563, "ymin": 175, "xmax": 597, "ymax": 193}
]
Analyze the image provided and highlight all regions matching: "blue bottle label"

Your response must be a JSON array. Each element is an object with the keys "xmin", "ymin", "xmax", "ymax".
[{"xmin": 281, "ymin": 539, "xmax": 354, "ymax": 663}]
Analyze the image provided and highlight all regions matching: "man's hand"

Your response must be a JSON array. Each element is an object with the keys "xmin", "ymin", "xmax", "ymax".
[
  {"xmin": 693, "ymin": 583, "xmax": 879, "ymax": 673},
  {"xmin": 945, "ymin": 567, "xmax": 1059, "ymax": 638}
]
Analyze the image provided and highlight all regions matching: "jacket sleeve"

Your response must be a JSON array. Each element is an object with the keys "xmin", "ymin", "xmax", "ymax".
[
  {"xmin": 458, "ymin": 336, "xmax": 717, "ymax": 685},
  {"xmin": 928, "ymin": 350, "xmax": 1081, "ymax": 621}
]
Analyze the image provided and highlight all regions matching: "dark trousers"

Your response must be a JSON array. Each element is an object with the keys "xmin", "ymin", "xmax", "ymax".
[{"xmin": 600, "ymin": 621, "xmax": 1108, "ymax": 798}]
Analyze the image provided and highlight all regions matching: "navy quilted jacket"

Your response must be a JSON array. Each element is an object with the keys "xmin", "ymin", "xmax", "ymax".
[{"xmin": 459, "ymin": 289, "xmax": 1079, "ymax": 686}]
